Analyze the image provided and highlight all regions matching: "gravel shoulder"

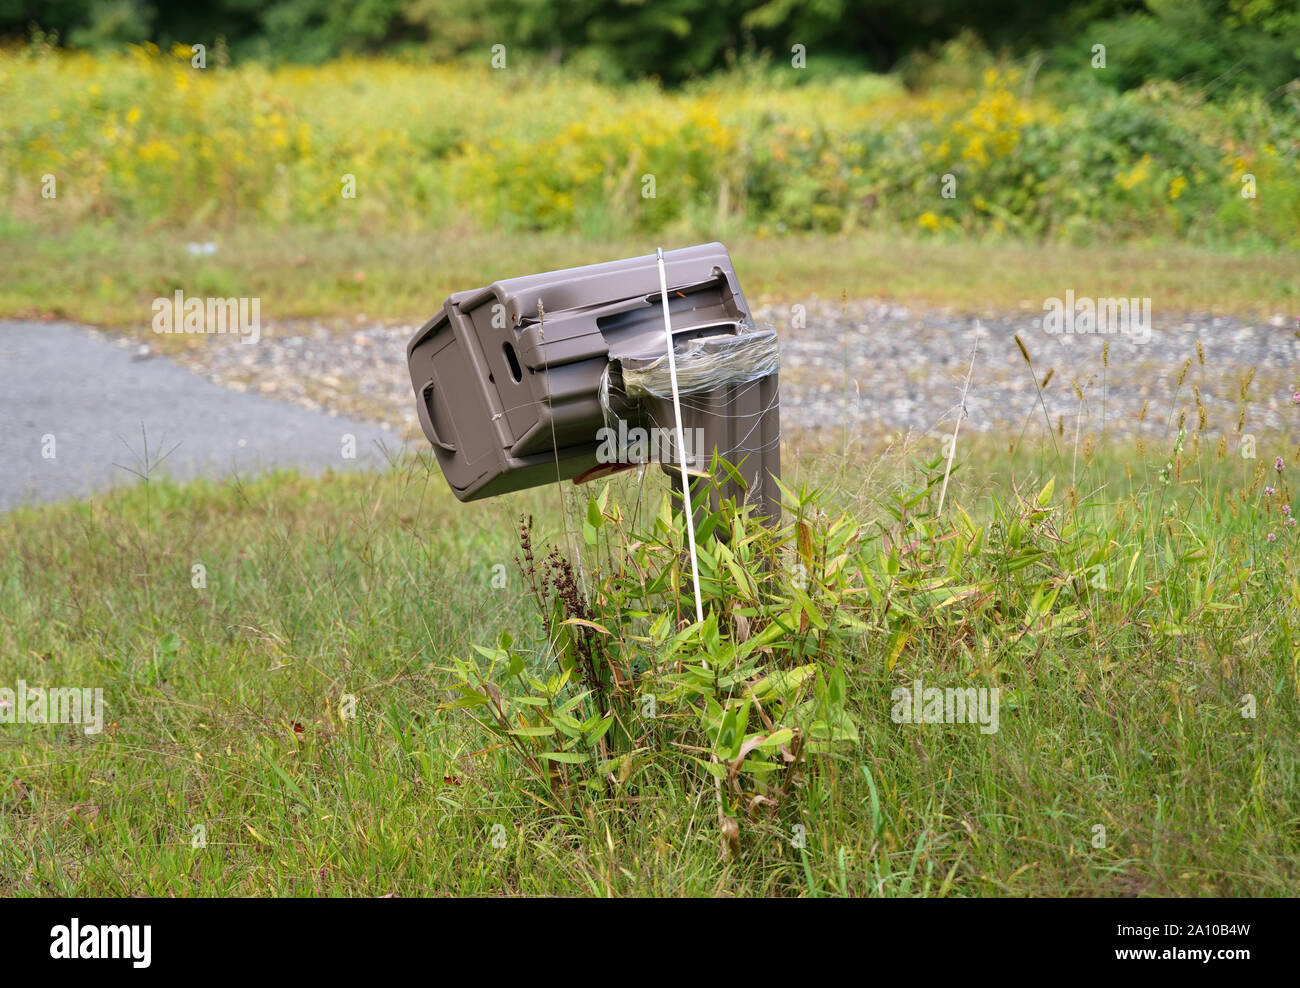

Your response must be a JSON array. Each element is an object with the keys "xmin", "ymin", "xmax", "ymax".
[
  {"xmin": 152, "ymin": 302, "xmax": 1298, "ymax": 445},
  {"xmin": 5, "ymin": 302, "xmax": 1291, "ymax": 511}
]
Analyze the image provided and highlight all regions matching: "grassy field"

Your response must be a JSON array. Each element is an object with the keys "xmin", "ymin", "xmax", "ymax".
[
  {"xmin": 2, "ymin": 422, "xmax": 1298, "ymax": 896},
  {"xmin": 4, "ymin": 42, "xmax": 1299, "ymax": 899},
  {"xmin": 7, "ymin": 225, "xmax": 1299, "ymax": 330}
]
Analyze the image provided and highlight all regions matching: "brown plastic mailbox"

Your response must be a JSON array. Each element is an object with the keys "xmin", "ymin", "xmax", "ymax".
[{"xmin": 405, "ymin": 243, "xmax": 781, "ymax": 519}]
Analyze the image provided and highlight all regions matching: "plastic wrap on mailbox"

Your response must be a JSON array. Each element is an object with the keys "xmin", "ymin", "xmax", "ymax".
[{"xmin": 598, "ymin": 330, "xmax": 779, "ymax": 421}]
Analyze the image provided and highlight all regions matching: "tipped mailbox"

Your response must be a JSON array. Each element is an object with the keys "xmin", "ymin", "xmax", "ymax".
[{"xmin": 406, "ymin": 243, "xmax": 781, "ymax": 519}]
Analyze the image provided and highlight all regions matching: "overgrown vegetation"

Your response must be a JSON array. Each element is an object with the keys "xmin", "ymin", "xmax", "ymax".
[
  {"xmin": 3, "ymin": 384, "xmax": 1298, "ymax": 893},
  {"xmin": 446, "ymin": 475, "xmax": 862, "ymax": 849},
  {"xmin": 5, "ymin": 46, "xmax": 1296, "ymax": 245}
]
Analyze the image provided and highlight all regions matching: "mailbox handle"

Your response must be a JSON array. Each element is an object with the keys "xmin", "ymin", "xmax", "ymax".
[{"xmin": 417, "ymin": 380, "xmax": 457, "ymax": 452}]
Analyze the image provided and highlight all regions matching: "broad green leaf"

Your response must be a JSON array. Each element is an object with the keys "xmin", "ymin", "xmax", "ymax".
[
  {"xmin": 539, "ymin": 751, "xmax": 590, "ymax": 764},
  {"xmin": 508, "ymin": 725, "xmax": 556, "ymax": 737}
]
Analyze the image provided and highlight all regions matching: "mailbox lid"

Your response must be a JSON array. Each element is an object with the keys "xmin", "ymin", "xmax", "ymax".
[{"xmin": 460, "ymin": 242, "xmax": 747, "ymax": 332}]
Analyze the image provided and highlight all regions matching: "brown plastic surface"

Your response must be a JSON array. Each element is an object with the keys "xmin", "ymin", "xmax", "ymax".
[{"xmin": 406, "ymin": 242, "xmax": 780, "ymax": 516}]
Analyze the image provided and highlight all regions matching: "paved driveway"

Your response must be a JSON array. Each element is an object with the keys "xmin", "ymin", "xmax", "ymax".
[{"xmin": 0, "ymin": 322, "xmax": 402, "ymax": 511}]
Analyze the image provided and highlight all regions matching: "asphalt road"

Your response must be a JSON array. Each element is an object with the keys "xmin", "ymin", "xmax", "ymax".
[{"xmin": 0, "ymin": 321, "xmax": 403, "ymax": 511}]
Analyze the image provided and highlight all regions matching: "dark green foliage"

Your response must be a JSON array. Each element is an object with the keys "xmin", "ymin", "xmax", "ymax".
[
  {"xmin": 5, "ymin": 0, "xmax": 1296, "ymax": 94},
  {"xmin": 1068, "ymin": 0, "xmax": 1300, "ymax": 95}
]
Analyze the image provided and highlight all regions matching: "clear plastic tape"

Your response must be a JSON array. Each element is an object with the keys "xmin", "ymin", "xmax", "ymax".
[
  {"xmin": 624, "ymin": 329, "xmax": 779, "ymax": 398},
  {"xmin": 598, "ymin": 329, "xmax": 780, "ymax": 432},
  {"xmin": 598, "ymin": 361, "xmax": 619, "ymax": 427},
  {"xmin": 595, "ymin": 330, "xmax": 780, "ymax": 459}
]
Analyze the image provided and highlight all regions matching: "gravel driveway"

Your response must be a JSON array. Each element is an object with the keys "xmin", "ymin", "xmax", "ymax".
[
  {"xmin": 160, "ymin": 302, "xmax": 1298, "ymax": 444},
  {"xmin": 4, "ymin": 303, "xmax": 1292, "ymax": 510}
]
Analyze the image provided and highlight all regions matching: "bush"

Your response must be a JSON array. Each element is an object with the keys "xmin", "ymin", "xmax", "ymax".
[{"xmin": 444, "ymin": 474, "xmax": 862, "ymax": 849}]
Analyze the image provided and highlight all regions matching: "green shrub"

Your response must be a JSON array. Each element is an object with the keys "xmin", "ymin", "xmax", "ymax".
[{"xmin": 444, "ymin": 471, "xmax": 863, "ymax": 848}]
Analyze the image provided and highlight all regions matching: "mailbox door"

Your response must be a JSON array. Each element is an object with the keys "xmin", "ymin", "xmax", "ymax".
[{"xmin": 408, "ymin": 310, "xmax": 500, "ymax": 498}]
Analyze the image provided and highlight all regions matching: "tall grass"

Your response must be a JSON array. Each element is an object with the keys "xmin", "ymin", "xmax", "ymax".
[{"xmin": 2, "ymin": 373, "xmax": 1297, "ymax": 894}]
